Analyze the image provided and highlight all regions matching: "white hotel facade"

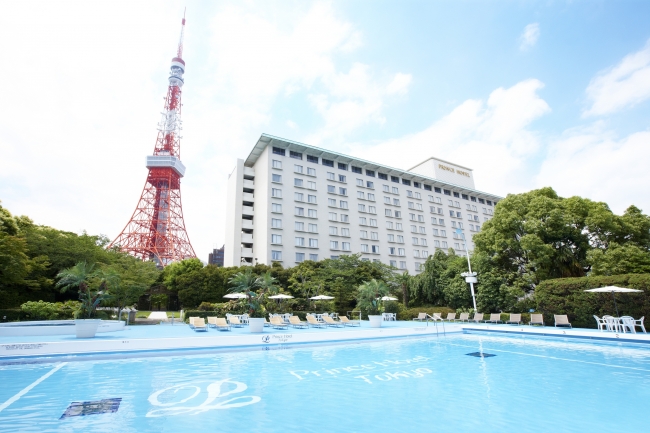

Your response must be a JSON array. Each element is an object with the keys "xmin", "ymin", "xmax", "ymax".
[{"xmin": 225, "ymin": 134, "xmax": 501, "ymax": 272}]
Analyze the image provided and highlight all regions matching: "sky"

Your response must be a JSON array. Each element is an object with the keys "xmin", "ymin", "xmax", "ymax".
[{"xmin": 1, "ymin": 0, "xmax": 650, "ymax": 261}]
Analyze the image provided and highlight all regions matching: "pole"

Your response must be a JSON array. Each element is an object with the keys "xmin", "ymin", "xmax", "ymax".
[
  {"xmin": 612, "ymin": 292, "xmax": 619, "ymax": 317},
  {"xmin": 460, "ymin": 231, "xmax": 478, "ymax": 312}
]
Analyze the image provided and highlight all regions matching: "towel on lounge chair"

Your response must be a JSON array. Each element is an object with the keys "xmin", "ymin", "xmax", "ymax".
[
  {"xmin": 554, "ymin": 315, "xmax": 572, "ymax": 328},
  {"xmin": 339, "ymin": 316, "xmax": 358, "ymax": 325},
  {"xmin": 306, "ymin": 315, "xmax": 327, "ymax": 328},
  {"xmin": 215, "ymin": 317, "xmax": 231, "ymax": 331},
  {"xmin": 289, "ymin": 316, "xmax": 308, "ymax": 329},
  {"xmin": 193, "ymin": 318, "xmax": 208, "ymax": 332},
  {"xmin": 322, "ymin": 316, "xmax": 344, "ymax": 327},
  {"xmin": 506, "ymin": 313, "xmax": 522, "ymax": 325}
]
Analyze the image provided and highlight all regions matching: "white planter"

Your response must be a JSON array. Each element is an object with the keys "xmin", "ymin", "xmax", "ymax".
[
  {"xmin": 249, "ymin": 318, "xmax": 265, "ymax": 333},
  {"xmin": 368, "ymin": 315, "xmax": 383, "ymax": 328},
  {"xmin": 74, "ymin": 319, "xmax": 102, "ymax": 338}
]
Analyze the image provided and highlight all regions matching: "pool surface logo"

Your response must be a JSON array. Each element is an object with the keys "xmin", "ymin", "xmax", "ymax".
[
  {"xmin": 146, "ymin": 379, "xmax": 261, "ymax": 417},
  {"xmin": 262, "ymin": 335, "xmax": 270, "ymax": 343}
]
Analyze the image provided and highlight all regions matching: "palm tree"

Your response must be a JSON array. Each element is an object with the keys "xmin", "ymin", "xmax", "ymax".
[
  {"xmin": 228, "ymin": 268, "xmax": 262, "ymax": 316},
  {"xmin": 357, "ymin": 279, "xmax": 390, "ymax": 316},
  {"xmin": 257, "ymin": 271, "xmax": 280, "ymax": 297},
  {"xmin": 56, "ymin": 262, "xmax": 111, "ymax": 319},
  {"xmin": 395, "ymin": 271, "xmax": 411, "ymax": 307}
]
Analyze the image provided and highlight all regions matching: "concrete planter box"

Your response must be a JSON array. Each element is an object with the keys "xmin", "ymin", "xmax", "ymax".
[
  {"xmin": 368, "ymin": 315, "xmax": 383, "ymax": 328},
  {"xmin": 74, "ymin": 319, "xmax": 102, "ymax": 338},
  {"xmin": 249, "ymin": 318, "xmax": 265, "ymax": 333}
]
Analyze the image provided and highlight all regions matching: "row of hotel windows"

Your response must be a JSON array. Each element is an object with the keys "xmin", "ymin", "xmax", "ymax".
[
  {"xmin": 270, "ymin": 232, "xmax": 463, "ymax": 250},
  {"xmin": 271, "ymin": 152, "xmax": 497, "ymax": 205}
]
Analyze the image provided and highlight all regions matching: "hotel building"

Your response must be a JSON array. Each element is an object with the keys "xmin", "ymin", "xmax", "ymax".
[{"xmin": 224, "ymin": 134, "xmax": 501, "ymax": 272}]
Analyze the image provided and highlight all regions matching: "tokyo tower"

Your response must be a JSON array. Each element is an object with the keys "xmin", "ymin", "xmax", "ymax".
[{"xmin": 109, "ymin": 14, "xmax": 196, "ymax": 267}]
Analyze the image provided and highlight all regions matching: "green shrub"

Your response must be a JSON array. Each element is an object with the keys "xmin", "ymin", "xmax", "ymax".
[
  {"xmin": 0, "ymin": 309, "xmax": 30, "ymax": 322},
  {"xmin": 20, "ymin": 301, "xmax": 80, "ymax": 320},
  {"xmin": 397, "ymin": 306, "xmax": 455, "ymax": 321},
  {"xmin": 535, "ymin": 274, "xmax": 650, "ymax": 328}
]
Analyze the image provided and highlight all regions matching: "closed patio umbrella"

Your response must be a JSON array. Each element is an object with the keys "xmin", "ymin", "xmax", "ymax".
[
  {"xmin": 268, "ymin": 294, "xmax": 294, "ymax": 299},
  {"xmin": 309, "ymin": 295, "xmax": 334, "ymax": 300},
  {"xmin": 584, "ymin": 286, "xmax": 642, "ymax": 316}
]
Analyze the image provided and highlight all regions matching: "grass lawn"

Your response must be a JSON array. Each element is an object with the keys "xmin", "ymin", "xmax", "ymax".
[{"xmin": 135, "ymin": 311, "xmax": 181, "ymax": 319}]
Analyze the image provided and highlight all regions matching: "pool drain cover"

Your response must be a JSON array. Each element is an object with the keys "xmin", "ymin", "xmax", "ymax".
[
  {"xmin": 60, "ymin": 398, "xmax": 122, "ymax": 419},
  {"xmin": 466, "ymin": 352, "xmax": 496, "ymax": 358}
]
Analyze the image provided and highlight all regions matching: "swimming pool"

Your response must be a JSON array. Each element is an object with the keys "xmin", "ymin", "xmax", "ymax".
[{"xmin": 1, "ymin": 333, "xmax": 648, "ymax": 432}]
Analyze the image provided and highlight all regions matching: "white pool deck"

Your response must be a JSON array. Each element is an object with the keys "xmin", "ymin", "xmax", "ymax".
[{"xmin": 1, "ymin": 320, "xmax": 648, "ymax": 360}]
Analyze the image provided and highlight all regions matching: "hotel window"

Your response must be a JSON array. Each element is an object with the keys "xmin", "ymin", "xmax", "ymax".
[
  {"xmin": 339, "ymin": 174, "xmax": 347, "ymax": 183},
  {"xmin": 294, "ymin": 178, "xmax": 303, "ymax": 187},
  {"xmin": 340, "ymin": 214, "xmax": 349, "ymax": 222},
  {"xmin": 309, "ymin": 238, "xmax": 318, "ymax": 248},
  {"xmin": 358, "ymin": 204, "xmax": 366, "ymax": 212},
  {"xmin": 392, "ymin": 187, "xmax": 399, "ymax": 194},
  {"xmin": 454, "ymin": 201, "xmax": 460, "ymax": 207},
  {"xmin": 408, "ymin": 202, "xmax": 415, "ymax": 209},
  {"xmin": 478, "ymin": 198, "xmax": 485, "ymax": 204},
  {"xmin": 441, "ymin": 230, "xmax": 447, "ymax": 236},
  {"xmin": 272, "ymin": 203, "xmax": 282, "ymax": 213},
  {"xmin": 366, "ymin": 181, "xmax": 374, "ymax": 189},
  {"xmin": 273, "ymin": 147, "xmax": 285, "ymax": 156},
  {"xmin": 474, "ymin": 215, "xmax": 479, "ymax": 221},
  {"xmin": 391, "ymin": 176, "xmax": 400, "ymax": 183},
  {"xmin": 432, "ymin": 228, "xmax": 439, "ymax": 236},
  {"xmin": 466, "ymin": 204, "xmax": 471, "ymax": 210},
  {"xmin": 487, "ymin": 200, "xmax": 493, "ymax": 206},
  {"xmin": 430, "ymin": 206, "xmax": 436, "ymax": 213},
  {"xmin": 407, "ymin": 190, "xmax": 413, "ymax": 197},
  {"xmin": 295, "ymin": 221, "xmax": 305, "ymax": 231},
  {"xmin": 290, "ymin": 151, "xmax": 303, "ymax": 160},
  {"xmin": 410, "ymin": 225, "xmax": 417, "ymax": 233},
  {"xmin": 390, "ymin": 260, "xmax": 397, "ymax": 267},
  {"xmin": 341, "ymin": 228, "xmax": 350, "ymax": 236},
  {"xmin": 271, "ymin": 188, "xmax": 282, "ymax": 198},
  {"xmin": 418, "ymin": 215, "xmax": 424, "ymax": 223},
  {"xmin": 386, "ymin": 221, "xmax": 394, "ymax": 229},
  {"xmin": 339, "ymin": 201, "xmax": 348, "ymax": 209},
  {"xmin": 308, "ymin": 223, "xmax": 318, "ymax": 232},
  {"xmin": 435, "ymin": 197, "xmax": 442, "ymax": 204},
  {"xmin": 330, "ymin": 241, "xmax": 339, "ymax": 249},
  {"xmin": 444, "ymin": 189, "xmax": 451, "ymax": 196},
  {"xmin": 415, "ymin": 192, "xmax": 421, "ymax": 199},
  {"xmin": 329, "ymin": 226, "xmax": 338, "ymax": 235},
  {"xmin": 295, "ymin": 207, "xmax": 304, "ymax": 216},
  {"xmin": 307, "ymin": 181, "xmax": 316, "ymax": 190},
  {"xmin": 331, "ymin": 255, "xmax": 339, "ymax": 259},
  {"xmin": 308, "ymin": 209, "xmax": 317, "ymax": 218},
  {"xmin": 456, "ymin": 212, "xmax": 462, "ymax": 218},
  {"xmin": 424, "ymin": 185, "xmax": 432, "ymax": 191},
  {"xmin": 412, "ymin": 237, "xmax": 419, "ymax": 245},
  {"xmin": 402, "ymin": 179, "xmax": 411, "ymax": 186},
  {"xmin": 307, "ymin": 155, "xmax": 319, "ymax": 163},
  {"xmin": 322, "ymin": 159, "xmax": 334, "ymax": 167},
  {"xmin": 294, "ymin": 164, "xmax": 303, "ymax": 173},
  {"xmin": 472, "ymin": 205, "xmax": 478, "ymax": 211},
  {"xmin": 342, "ymin": 242, "xmax": 351, "ymax": 251},
  {"xmin": 272, "ymin": 174, "xmax": 282, "ymax": 183},
  {"xmin": 431, "ymin": 218, "xmax": 437, "ymax": 225},
  {"xmin": 416, "ymin": 203, "xmax": 423, "ymax": 211},
  {"xmin": 338, "ymin": 163, "xmax": 348, "ymax": 171},
  {"xmin": 271, "ymin": 218, "xmax": 282, "ymax": 228},
  {"xmin": 387, "ymin": 234, "xmax": 395, "ymax": 242},
  {"xmin": 421, "ymin": 238, "xmax": 427, "ymax": 246},
  {"xmin": 397, "ymin": 235, "xmax": 404, "ymax": 243},
  {"xmin": 388, "ymin": 247, "xmax": 396, "ymax": 255},
  {"xmin": 467, "ymin": 214, "xmax": 473, "ymax": 221},
  {"xmin": 449, "ymin": 210, "xmax": 455, "ymax": 217},
  {"xmin": 398, "ymin": 248, "xmax": 406, "ymax": 256},
  {"xmin": 271, "ymin": 234, "xmax": 282, "ymax": 244},
  {"xmin": 361, "ymin": 244, "xmax": 369, "ymax": 252},
  {"xmin": 385, "ymin": 209, "xmax": 393, "ymax": 217},
  {"xmin": 448, "ymin": 199, "xmax": 454, "ymax": 206},
  {"xmin": 295, "ymin": 237, "xmax": 305, "ymax": 247},
  {"xmin": 471, "ymin": 196, "xmax": 477, "ymax": 202},
  {"xmin": 307, "ymin": 167, "xmax": 316, "ymax": 176},
  {"xmin": 414, "ymin": 250, "xmax": 420, "ymax": 258},
  {"xmin": 352, "ymin": 166, "xmax": 362, "ymax": 174},
  {"xmin": 453, "ymin": 192, "xmax": 460, "ymax": 198},
  {"xmin": 356, "ymin": 178, "xmax": 363, "ymax": 186},
  {"xmin": 366, "ymin": 169, "xmax": 375, "ymax": 177},
  {"xmin": 442, "ymin": 241, "xmax": 448, "ymax": 248},
  {"xmin": 488, "ymin": 208, "xmax": 493, "ymax": 215},
  {"xmin": 438, "ymin": 208, "xmax": 443, "ymax": 214},
  {"xmin": 371, "ymin": 231, "xmax": 379, "ymax": 240},
  {"xmin": 462, "ymin": 194, "xmax": 469, "ymax": 200},
  {"xmin": 470, "ymin": 224, "xmax": 475, "ymax": 231},
  {"xmin": 308, "ymin": 195, "xmax": 317, "ymax": 203},
  {"xmin": 296, "ymin": 252, "xmax": 305, "ymax": 262},
  {"xmin": 368, "ymin": 193, "xmax": 375, "ymax": 201},
  {"xmin": 415, "ymin": 263, "xmax": 423, "ymax": 271},
  {"xmin": 396, "ymin": 223, "xmax": 403, "ymax": 230},
  {"xmin": 360, "ymin": 230, "xmax": 368, "ymax": 238},
  {"xmin": 371, "ymin": 245, "xmax": 379, "ymax": 253},
  {"xmin": 393, "ymin": 199, "xmax": 400, "ymax": 206},
  {"xmin": 358, "ymin": 191, "xmax": 365, "ymax": 199},
  {"xmin": 384, "ymin": 196, "xmax": 391, "ymax": 204},
  {"xmin": 419, "ymin": 226, "xmax": 426, "ymax": 234},
  {"xmin": 328, "ymin": 212, "xmax": 337, "ymax": 221},
  {"xmin": 327, "ymin": 185, "xmax": 336, "ymax": 193},
  {"xmin": 339, "ymin": 187, "xmax": 347, "ymax": 196},
  {"xmin": 378, "ymin": 173, "xmax": 388, "ymax": 180},
  {"xmin": 428, "ymin": 195, "xmax": 434, "ymax": 202},
  {"xmin": 294, "ymin": 192, "xmax": 304, "ymax": 201},
  {"xmin": 271, "ymin": 250, "xmax": 282, "ymax": 261},
  {"xmin": 327, "ymin": 172, "xmax": 335, "ymax": 180},
  {"xmin": 369, "ymin": 206, "xmax": 376, "ymax": 214},
  {"xmin": 272, "ymin": 159, "xmax": 282, "ymax": 169},
  {"xmin": 359, "ymin": 217, "xmax": 367, "ymax": 225},
  {"xmin": 328, "ymin": 198, "xmax": 336, "ymax": 206},
  {"xmin": 309, "ymin": 254, "xmax": 318, "ymax": 261},
  {"xmin": 476, "ymin": 224, "xmax": 481, "ymax": 231},
  {"xmin": 454, "ymin": 243, "xmax": 460, "ymax": 250},
  {"xmin": 369, "ymin": 219, "xmax": 378, "ymax": 227},
  {"xmin": 409, "ymin": 213, "xmax": 416, "ymax": 221},
  {"xmin": 434, "ymin": 240, "xmax": 440, "ymax": 247}
]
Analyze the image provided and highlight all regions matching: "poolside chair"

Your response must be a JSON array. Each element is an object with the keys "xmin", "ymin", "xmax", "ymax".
[
  {"xmin": 455, "ymin": 313, "xmax": 470, "ymax": 322},
  {"xmin": 554, "ymin": 315, "xmax": 572, "ymax": 328},
  {"xmin": 229, "ymin": 316, "xmax": 245, "ymax": 328},
  {"xmin": 485, "ymin": 313, "xmax": 503, "ymax": 324},
  {"xmin": 412, "ymin": 313, "xmax": 427, "ymax": 321},
  {"xmin": 506, "ymin": 313, "xmax": 522, "ymax": 325},
  {"xmin": 593, "ymin": 315, "xmax": 608, "ymax": 331},
  {"xmin": 634, "ymin": 316, "xmax": 647, "ymax": 334},
  {"xmin": 207, "ymin": 317, "xmax": 218, "ymax": 328},
  {"xmin": 427, "ymin": 313, "xmax": 443, "ymax": 321},
  {"xmin": 306, "ymin": 315, "xmax": 327, "ymax": 328},
  {"xmin": 470, "ymin": 313, "xmax": 484, "ymax": 323},
  {"xmin": 289, "ymin": 316, "xmax": 308, "ymax": 329},
  {"xmin": 188, "ymin": 316, "xmax": 200, "ymax": 328},
  {"xmin": 214, "ymin": 317, "xmax": 232, "ymax": 331},
  {"xmin": 443, "ymin": 313, "xmax": 456, "ymax": 322},
  {"xmin": 529, "ymin": 314, "xmax": 544, "ymax": 326},
  {"xmin": 322, "ymin": 316, "xmax": 344, "ymax": 327},
  {"xmin": 270, "ymin": 316, "xmax": 288, "ymax": 330},
  {"xmin": 192, "ymin": 318, "xmax": 208, "ymax": 332},
  {"xmin": 339, "ymin": 316, "xmax": 360, "ymax": 327},
  {"xmin": 620, "ymin": 316, "xmax": 636, "ymax": 334}
]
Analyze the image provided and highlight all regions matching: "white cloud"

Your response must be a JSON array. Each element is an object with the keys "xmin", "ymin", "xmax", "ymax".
[
  {"xmin": 350, "ymin": 79, "xmax": 551, "ymax": 195},
  {"xmin": 519, "ymin": 23, "xmax": 540, "ymax": 51},
  {"xmin": 583, "ymin": 39, "xmax": 650, "ymax": 117},
  {"xmin": 536, "ymin": 126, "xmax": 650, "ymax": 214}
]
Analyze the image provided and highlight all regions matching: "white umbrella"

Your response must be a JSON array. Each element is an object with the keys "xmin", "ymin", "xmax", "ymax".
[
  {"xmin": 268, "ymin": 294, "xmax": 294, "ymax": 299},
  {"xmin": 224, "ymin": 293, "xmax": 248, "ymax": 299},
  {"xmin": 309, "ymin": 295, "xmax": 334, "ymax": 300},
  {"xmin": 380, "ymin": 296, "xmax": 398, "ymax": 301},
  {"xmin": 584, "ymin": 286, "xmax": 643, "ymax": 316}
]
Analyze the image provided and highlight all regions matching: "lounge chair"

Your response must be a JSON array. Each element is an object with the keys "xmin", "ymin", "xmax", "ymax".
[
  {"xmin": 506, "ymin": 313, "xmax": 522, "ymax": 325},
  {"xmin": 289, "ymin": 316, "xmax": 308, "ymax": 329},
  {"xmin": 455, "ymin": 313, "xmax": 470, "ymax": 322},
  {"xmin": 207, "ymin": 316, "xmax": 218, "ymax": 328},
  {"xmin": 322, "ymin": 316, "xmax": 344, "ymax": 327},
  {"xmin": 443, "ymin": 313, "xmax": 456, "ymax": 321},
  {"xmin": 529, "ymin": 314, "xmax": 544, "ymax": 326},
  {"xmin": 306, "ymin": 315, "xmax": 327, "ymax": 328},
  {"xmin": 427, "ymin": 313, "xmax": 443, "ymax": 321},
  {"xmin": 270, "ymin": 316, "xmax": 288, "ymax": 329},
  {"xmin": 193, "ymin": 318, "xmax": 208, "ymax": 332},
  {"xmin": 485, "ymin": 313, "xmax": 503, "ymax": 324},
  {"xmin": 412, "ymin": 313, "xmax": 427, "ymax": 321},
  {"xmin": 470, "ymin": 313, "xmax": 484, "ymax": 323},
  {"xmin": 339, "ymin": 316, "xmax": 360, "ymax": 327},
  {"xmin": 188, "ymin": 316, "xmax": 200, "ymax": 328},
  {"xmin": 229, "ymin": 316, "xmax": 245, "ymax": 328},
  {"xmin": 554, "ymin": 315, "xmax": 572, "ymax": 328},
  {"xmin": 214, "ymin": 317, "xmax": 232, "ymax": 331}
]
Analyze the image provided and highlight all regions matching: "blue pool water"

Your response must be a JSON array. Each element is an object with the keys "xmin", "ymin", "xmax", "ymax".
[{"xmin": 1, "ymin": 333, "xmax": 648, "ymax": 432}]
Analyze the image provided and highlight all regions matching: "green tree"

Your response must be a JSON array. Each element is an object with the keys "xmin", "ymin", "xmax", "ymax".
[
  {"xmin": 588, "ymin": 243, "xmax": 650, "ymax": 276},
  {"xmin": 162, "ymin": 258, "xmax": 204, "ymax": 292},
  {"xmin": 56, "ymin": 262, "xmax": 111, "ymax": 319},
  {"xmin": 356, "ymin": 279, "xmax": 390, "ymax": 315}
]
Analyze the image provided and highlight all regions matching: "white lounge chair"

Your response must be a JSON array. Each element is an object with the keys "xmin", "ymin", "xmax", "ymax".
[
  {"xmin": 485, "ymin": 313, "xmax": 503, "ymax": 324},
  {"xmin": 229, "ymin": 316, "xmax": 245, "ymax": 328},
  {"xmin": 412, "ymin": 313, "xmax": 427, "ymax": 321},
  {"xmin": 529, "ymin": 314, "xmax": 544, "ymax": 326},
  {"xmin": 306, "ymin": 315, "xmax": 327, "ymax": 328},
  {"xmin": 289, "ymin": 316, "xmax": 308, "ymax": 329},
  {"xmin": 427, "ymin": 313, "xmax": 443, "ymax": 321},
  {"xmin": 506, "ymin": 313, "xmax": 522, "ymax": 325},
  {"xmin": 339, "ymin": 316, "xmax": 360, "ymax": 327},
  {"xmin": 554, "ymin": 315, "xmax": 572, "ymax": 328},
  {"xmin": 470, "ymin": 313, "xmax": 484, "ymax": 323},
  {"xmin": 443, "ymin": 313, "xmax": 456, "ymax": 322},
  {"xmin": 188, "ymin": 316, "xmax": 200, "ymax": 328},
  {"xmin": 322, "ymin": 316, "xmax": 344, "ymax": 327},
  {"xmin": 455, "ymin": 312, "xmax": 470, "ymax": 322},
  {"xmin": 214, "ymin": 317, "xmax": 231, "ymax": 331},
  {"xmin": 270, "ymin": 316, "xmax": 288, "ymax": 330},
  {"xmin": 192, "ymin": 318, "xmax": 208, "ymax": 332}
]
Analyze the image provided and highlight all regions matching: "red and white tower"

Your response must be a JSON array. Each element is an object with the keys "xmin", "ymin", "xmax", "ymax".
[{"xmin": 109, "ymin": 14, "xmax": 196, "ymax": 267}]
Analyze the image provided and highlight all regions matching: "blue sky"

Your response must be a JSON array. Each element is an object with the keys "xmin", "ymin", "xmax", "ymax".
[{"xmin": 1, "ymin": 0, "xmax": 649, "ymax": 259}]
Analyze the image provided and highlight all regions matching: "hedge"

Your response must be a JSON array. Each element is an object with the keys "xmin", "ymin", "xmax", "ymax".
[
  {"xmin": 0, "ymin": 309, "xmax": 31, "ymax": 322},
  {"xmin": 535, "ymin": 274, "xmax": 650, "ymax": 329}
]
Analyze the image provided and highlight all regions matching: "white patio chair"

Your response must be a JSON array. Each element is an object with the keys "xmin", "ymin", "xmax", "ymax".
[
  {"xmin": 603, "ymin": 316, "xmax": 620, "ymax": 332},
  {"xmin": 593, "ymin": 315, "xmax": 608, "ymax": 331},
  {"xmin": 620, "ymin": 316, "xmax": 636, "ymax": 334},
  {"xmin": 634, "ymin": 316, "xmax": 647, "ymax": 334}
]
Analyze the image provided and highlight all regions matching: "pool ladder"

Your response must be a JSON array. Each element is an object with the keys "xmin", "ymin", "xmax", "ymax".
[{"xmin": 425, "ymin": 314, "xmax": 445, "ymax": 336}]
